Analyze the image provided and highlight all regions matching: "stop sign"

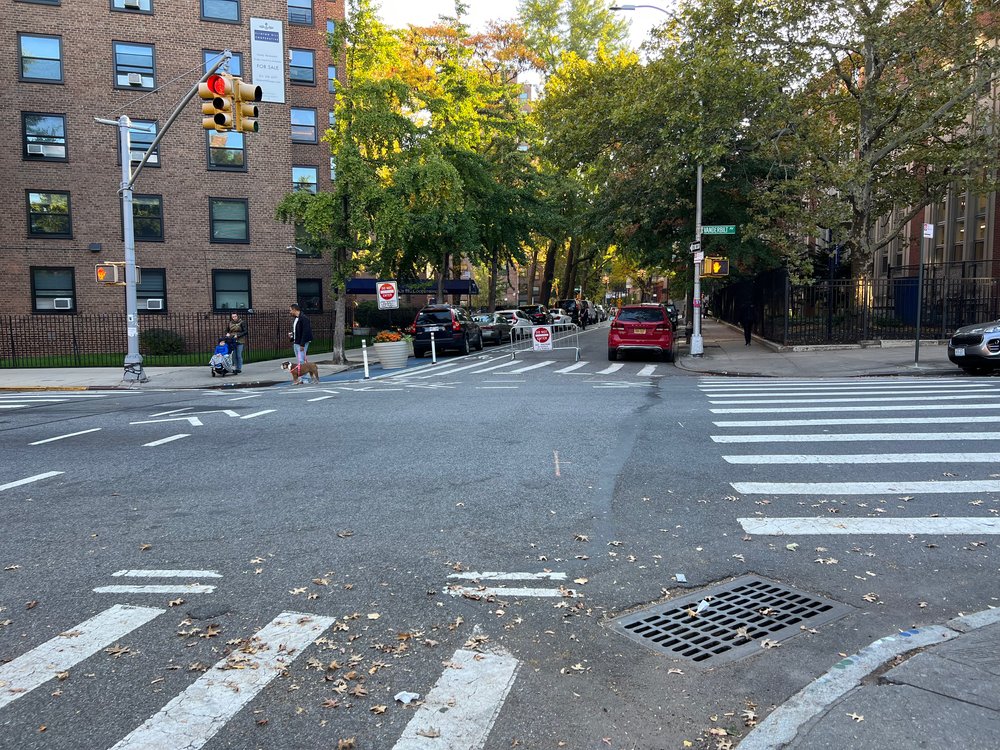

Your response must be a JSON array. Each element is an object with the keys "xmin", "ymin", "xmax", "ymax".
[{"xmin": 378, "ymin": 283, "xmax": 395, "ymax": 301}]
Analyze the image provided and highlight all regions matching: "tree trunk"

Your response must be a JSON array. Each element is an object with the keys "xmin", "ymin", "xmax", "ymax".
[
  {"xmin": 331, "ymin": 193, "xmax": 350, "ymax": 365},
  {"xmin": 436, "ymin": 252, "xmax": 449, "ymax": 304},
  {"xmin": 526, "ymin": 245, "xmax": 539, "ymax": 304},
  {"xmin": 539, "ymin": 239, "xmax": 558, "ymax": 305},
  {"xmin": 564, "ymin": 235, "xmax": 579, "ymax": 300},
  {"xmin": 488, "ymin": 246, "xmax": 499, "ymax": 312}
]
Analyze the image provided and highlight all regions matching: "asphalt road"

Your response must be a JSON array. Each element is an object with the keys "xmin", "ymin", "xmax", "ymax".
[{"xmin": 1, "ymin": 323, "xmax": 998, "ymax": 750}]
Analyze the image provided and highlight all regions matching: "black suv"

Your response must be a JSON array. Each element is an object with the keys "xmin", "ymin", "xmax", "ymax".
[
  {"xmin": 518, "ymin": 304, "xmax": 551, "ymax": 325},
  {"xmin": 410, "ymin": 305, "xmax": 483, "ymax": 358}
]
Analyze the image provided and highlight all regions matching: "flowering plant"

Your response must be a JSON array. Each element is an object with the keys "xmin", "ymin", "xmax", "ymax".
[{"xmin": 373, "ymin": 330, "xmax": 404, "ymax": 343}]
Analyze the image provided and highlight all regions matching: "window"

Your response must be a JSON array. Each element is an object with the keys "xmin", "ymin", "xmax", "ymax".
[
  {"xmin": 974, "ymin": 194, "xmax": 988, "ymax": 262},
  {"xmin": 290, "ymin": 108, "xmax": 317, "ymax": 143},
  {"xmin": 292, "ymin": 166, "xmax": 318, "ymax": 193},
  {"xmin": 212, "ymin": 270, "xmax": 251, "ymax": 311},
  {"xmin": 31, "ymin": 267, "xmax": 75, "ymax": 313},
  {"xmin": 137, "ymin": 268, "xmax": 166, "ymax": 311},
  {"xmin": 19, "ymin": 34, "xmax": 63, "ymax": 82},
  {"xmin": 203, "ymin": 49, "xmax": 242, "ymax": 77},
  {"xmin": 288, "ymin": 0, "xmax": 313, "ymax": 24},
  {"xmin": 933, "ymin": 200, "xmax": 946, "ymax": 265},
  {"xmin": 326, "ymin": 19, "xmax": 335, "ymax": 35},
  {"xmin": 111, "ymin": 0, "xmax": 152, "ymax": 13},
  {"xmin": 289, "ymin": 49, "xmax": 315, "ymax": 84},
  {"xmin": 125, "ymin": 119, "xmax": 159, "ymax": 166},
  {"xmin": 207, "ymin": 130, "xmax": 246, "ymax": 170},
  {"xmin": 328, "ymin": 65, "xmax": 337, "ymax": 92},
  {"xmin": 114, "ymin": 42, "xmax": 155, "ymax": 88},
  {"xmin": 22, "ymin": 113, "xmax": 67, "ymax": 160},
  {"xmin": 329, "ymin": 110, "xmax": 336, "ymax": 127},
  {"xmin": 294, "ymin": 223, "xmax": 321, "ymax": 257},
  {"xmin": 19, "ymin": 0, "xmax": 61, "ymax": 5},
  {"xmin": 201, "ymin": 0, "xmax": 239, "ymax": 22},
  {"xmin": 27, "ymin": 191, "xmax": 71, "ymax": 237},
  {"xmin": 132, "ymin": 195, "xmax": 164, "ymax": 241},
  {"xmin": 330, "ymin": 156, "xmax": 335, "ymax": 181},
  {"xmin": 297, "ymin": 279, "xmax": 323, "ymax": 313},
  {"xmin": 210, "ymin": 198, "xmax": 249, "ymax": 243}
]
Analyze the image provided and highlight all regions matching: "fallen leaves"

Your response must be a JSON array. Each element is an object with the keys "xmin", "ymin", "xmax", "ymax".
[
  {"xmin": 760, "ymin": 639, "xmax": 781, "ymax": 649},
  {"xmin": 862, "ymin": 592, "xmax": 880, "ymax": 603},
  {"xmin": 168, "ymin": 598, "xmax": 185, "ymax": 607},
  {"xmin": 105, "ymin": 645, "xmax": 132, "ymax": 658},
  {"xmin": 416, "ymin": 728, "xmax": 441, "ymax": 738},
  {"xmin": 26, "ymin": 600, "xmax": 39, "ymax": 610},
  {"xmin": 370, "ymin": 705, "xmax": 387, "ymax": 715},
  {"xmin": 336, "ymin": 739, "xmax": 355, "ymax": 749},
  {"xmin": 139, "ymin": 543, "xmax": 153, "ymax": 551},
  {"xmin": 847, "ymin": 712, "xmax": 864, "ymax": 722},
  {"xmin": 4, "ymin": 565, "xmax": 21, "ymax": 571}
]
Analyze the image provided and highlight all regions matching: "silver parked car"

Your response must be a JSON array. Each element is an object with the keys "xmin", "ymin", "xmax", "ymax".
[{"xmin": 948, "ymin": 319, "xmax": 1000, "ymax": 375}]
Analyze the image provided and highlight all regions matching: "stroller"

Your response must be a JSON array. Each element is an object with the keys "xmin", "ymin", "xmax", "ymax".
[{"xmin": 209, "ymin": 337, "xmax": 236, "ymax": 377}]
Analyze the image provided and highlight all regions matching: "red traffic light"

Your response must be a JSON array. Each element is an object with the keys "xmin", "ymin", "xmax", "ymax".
[{"xmin": 205, "ymin": 74, "xmax": 227, "ymax": 95}]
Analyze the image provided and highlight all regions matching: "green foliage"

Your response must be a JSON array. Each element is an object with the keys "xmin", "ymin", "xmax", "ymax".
[{"xmin": 139, "ymin": 328, "xmax": 186, "ymax": 356}]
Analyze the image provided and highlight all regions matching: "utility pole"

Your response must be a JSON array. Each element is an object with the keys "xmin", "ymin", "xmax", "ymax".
[
  {"xmin": 691, "ymin": 164, "xmax": 704, "ymax": 355},
  {"xmin": 914, "ymin": 222, "xmax": 933, "ymax": 366}
]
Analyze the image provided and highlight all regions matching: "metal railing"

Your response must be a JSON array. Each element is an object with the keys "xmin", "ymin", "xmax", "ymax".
[
  {"xmin": 510, "ymin": 323, "xmax": 581, "ymax": 361},
  {"xmin": 0, "ymin": 310, "xmax": 351, "ymax": 368}
]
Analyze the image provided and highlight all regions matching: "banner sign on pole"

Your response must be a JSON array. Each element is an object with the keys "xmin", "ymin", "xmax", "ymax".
[{"xmin": 250, "ymin": 18, "xmax": 286, "ymax": 103}]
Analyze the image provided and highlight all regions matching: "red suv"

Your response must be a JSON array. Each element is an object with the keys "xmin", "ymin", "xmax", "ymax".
[{"xmin": 608, "ymin": 304, "xmax": 675, "ymax": 362}]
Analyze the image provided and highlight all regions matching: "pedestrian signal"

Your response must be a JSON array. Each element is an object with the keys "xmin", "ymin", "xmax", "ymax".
[
  {"xmin": 95, "ymin": 263, "xmax": 119, "ymax": 283},
  {"xmin": 705, "ymin": 257, "xmax": 729, "ymax": 276},
  {"xmin": 199, "ymin": 73, "xmax": 234, "ymax": 131}
]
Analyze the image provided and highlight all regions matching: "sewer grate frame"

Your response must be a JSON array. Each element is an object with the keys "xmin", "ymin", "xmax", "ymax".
[{"xmin": 610, "ymin": 575, "xmax": 853, "ymax": 667}]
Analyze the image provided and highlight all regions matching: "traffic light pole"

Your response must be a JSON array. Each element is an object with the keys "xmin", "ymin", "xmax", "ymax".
[
  {"xmin": 690, "ymin": 164, "xmax": 704, "ymax": 356},
  {"xmin": 96, "ymin": 51, "xmax": 232, "ymax": 384}
]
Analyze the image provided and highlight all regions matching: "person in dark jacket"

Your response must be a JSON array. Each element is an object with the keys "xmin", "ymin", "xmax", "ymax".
[
  {"xmin": 739, "ymin": 302, "xmax": 755, "ymax": 346},
  {"xmin": 289, "ymin": 303, "xmax": 313, "ymax": 363},
  {"xmin": 224, "ymin": 312, "xmax": 247, "ymax": 373}
]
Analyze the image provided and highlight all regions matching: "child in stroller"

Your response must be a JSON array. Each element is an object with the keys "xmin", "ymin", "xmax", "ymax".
[{"xmin": 209, "ymin": 337, "xmax": 236, "ymax": 377}]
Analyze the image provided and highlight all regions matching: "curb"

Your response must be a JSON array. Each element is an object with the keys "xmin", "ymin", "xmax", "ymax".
[{"xmin": 737, "ymin": 606, "xmax": 1000, "ymax": 749}]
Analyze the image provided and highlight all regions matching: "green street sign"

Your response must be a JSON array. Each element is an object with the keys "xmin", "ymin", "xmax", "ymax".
[{"xmin": 703, "ymin": 225, "xmax": 736, "ymax": 235}]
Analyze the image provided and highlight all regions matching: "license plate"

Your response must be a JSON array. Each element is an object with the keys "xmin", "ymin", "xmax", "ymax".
[
  {"xmin": 426, "ymin": 326, "xmax": 444, "ymax": 332},
  {"xmin": 634, "ymin": 327, "xmax": 647, "ymax": 334},
  {"xmin": 955, "ymin": 347, "xmax": 966, "ymax": 357}
]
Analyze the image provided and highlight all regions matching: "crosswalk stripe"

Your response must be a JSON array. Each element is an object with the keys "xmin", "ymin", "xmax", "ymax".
[
  {"xmin": 507, "ymin": 361, "xmax": 555, "ymax": 374},
  {"xmin": 724, "ymin": 452, "xmax": 1000, "ymax": 464},
  {"xmin": 447, "ymin": 585, "xmax": 574, "ymax": 598},
  {"xmin": 30, "ymin": 428, "xmax": 103, "ymax": 445},
  {"xmin": 143, "ymin": 434, "xmax": 190, "ymax": 447},
  {"xmin": 714, "ymin": 416, "xmax": 1000, "ymax": 427},
  {"xmin": 700, "ymin": 382, "xmax": 982, "ymax": 391},
  {"xmin": 448, "ymin": 571, "xmax": 568, "ymax": 581},
  {"xmin": 411, "ymin": 358, "xmax": 509, "ymax": 379},
  {"xmin": 637, "ymin": 365, "xmax": 658, "ymax": 376},
  {"xmin": 555, "ymin": 362, "xmax": 588, "ymax": 374},
  {"xmin": 740, "ymin": 517, "xmax": 1000, "ymax": 535},
  {"xmin": 709, "ymin": 394, "xmax": 993, "ymax": 405},
  {"xmin": 0, "ymin": 471, "xmax": 64, "ymax": 492},
  {"xmin": 471, "ymin": 360, "xmax": 522, "ymax": 374},
  {"xmin": 596, "ymin": 363, "xmax": 624, "ymax": 375},
  {"xmin": 108, "ymin": 611, "xmax": 335, "ymax": 750},
  {"xmin": 0, "ymin": 605, "xmax": 164, "ymax": 710},
  {"xmin": 704, "ymin": 388, "xmax": 996, "ymax": 398},
  {"xmin": 712, "ymin": 432, "xmax": 1000, "ymax": 443},
  {"xmin": 111, "ymin": 569, "xmax": 222, "ymax": 578},
  {"xmin": 0, "ymin": 404, "xmax": 28, "ymax": 409},
  {"xmin": 93, "ymin": 584, "xmax": 216, "ymax": 594},
  {"xmin": 392, "ymin": 648, "xmax": 519, "ymax": 750},
  {"xmin": 732, "ymin": 480, "xmax": 1000, "ymax": 494},
  {"xmin": 711, "ymin": 402, "xmax": 1000, "ymax": 414}
]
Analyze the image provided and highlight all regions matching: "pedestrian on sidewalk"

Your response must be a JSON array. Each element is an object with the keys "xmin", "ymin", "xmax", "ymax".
[
  {"xmin": 739, "ymin": 302, "xmax": 755, "ymax": 346},
  {"xmin": 224, "ymin": 312, "xmax": 247, "ymax": 373},
  {"xmin": 289, "ymin": 303, "xmax": 313, "ymax": 363}
]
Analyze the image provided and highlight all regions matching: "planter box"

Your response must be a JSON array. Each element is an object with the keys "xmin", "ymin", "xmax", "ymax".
[{"xmin": 373, "ymin": 340, "xmax": 409, "ymax": 369}]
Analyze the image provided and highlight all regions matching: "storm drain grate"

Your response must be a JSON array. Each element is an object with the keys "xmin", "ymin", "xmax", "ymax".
[{"xmin": 610, "ymin": 575, "xmax": 852, "ymax": 666}]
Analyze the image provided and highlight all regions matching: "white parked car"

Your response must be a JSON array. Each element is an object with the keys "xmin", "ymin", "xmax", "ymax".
[
  {"xmin": 549, "ymin": 308, "xmax": 573, "ymax": 325},
  {"xmin": 496, "ymin": 309, "xmax": 534, "ymax": 340}
]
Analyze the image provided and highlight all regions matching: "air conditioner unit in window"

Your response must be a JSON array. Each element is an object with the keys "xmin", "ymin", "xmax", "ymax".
[
  {"xmin": 145, "ymin": 298, "xmax": 163, "ymax": 310},
  {"xmin": 27, "ymin": 144, "xmax": 45, "ymax": 155},
  {"xmin": 123, "ymin": 0, "xmax": 142, "ymax": 8},
  {"xmin": 53, "ymin": 298, "xmax": 73, "ymax": 310},
  {"xmin": 127, "ymin": 72, "xmax": 144, "ymax": 86}
]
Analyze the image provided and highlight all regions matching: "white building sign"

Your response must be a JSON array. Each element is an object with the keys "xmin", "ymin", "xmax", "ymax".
[{"xmin": 250, "ymin": 18, "xmax": 285, "ymax": 104}]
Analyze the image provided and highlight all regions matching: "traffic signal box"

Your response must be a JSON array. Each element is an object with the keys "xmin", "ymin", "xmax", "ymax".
[
  {"xmin": 233, "ymin": 79, "xmax": 263, "ymax": 133},
  {"xmin": 199, "ymin": 73, "xmax": 234, "ymax": 132},
  {"xmin": 95, "ymin": 263, "xmax": 119, "ymax": 284},
  {"xmin": 704, "ymin": 257, "xmax": 730, "ymax": 276}
]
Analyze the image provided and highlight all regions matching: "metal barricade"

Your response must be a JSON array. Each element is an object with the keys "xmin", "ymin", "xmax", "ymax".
[{"xmin": 510, "ymin": 324, "xmax": 580, "ymax": 361}]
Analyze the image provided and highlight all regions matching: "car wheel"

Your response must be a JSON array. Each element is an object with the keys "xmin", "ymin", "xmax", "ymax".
[
  {"xmin": 475, "ymin": 333, "xmax": 484, "ymax": 351},
  {"xmin": 462, "ymin": 335, "xmax": 471, "ymax": 355},
  {"xmin": 661, "ymin": 347, "xmax": 674, "ymax": 363},
  {"xmin": 607, "ymin": 348, "xmax": 617, "ymax": 361}
]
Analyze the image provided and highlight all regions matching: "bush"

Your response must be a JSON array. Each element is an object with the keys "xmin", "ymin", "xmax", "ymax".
[{"xmin": 140, "ymin": 328, "xmax": 185, "ymax": 356}]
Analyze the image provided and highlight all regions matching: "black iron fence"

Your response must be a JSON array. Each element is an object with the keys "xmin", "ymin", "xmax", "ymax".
[
  {"xmin": 712, "ymin": 270, "xmax": 1000, "ymax": 346},
  {"xmin": 0, "ymin": 310, "xmax": 354, "ymax": 368}
]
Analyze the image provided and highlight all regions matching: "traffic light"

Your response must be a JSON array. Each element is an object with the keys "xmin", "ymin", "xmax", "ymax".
[
  {"xmin": 233, "ymin": 78, "xmax": 263, "ymax": 133},
  {"xmin": 198, "ymin": 73, "xmax": 234, "ymax": 131},
  {"xmin": 705, "ymin": 257, "xmax": 730, "ymax": 276},
  {"xmin": 95, "ymin": 263, "xmax": 119, "ymax": 283}
]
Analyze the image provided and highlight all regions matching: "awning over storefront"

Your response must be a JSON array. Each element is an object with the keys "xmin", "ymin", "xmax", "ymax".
[{"xmin": 345, "ymin": 278, "xmax": 479, "ymax": 295}]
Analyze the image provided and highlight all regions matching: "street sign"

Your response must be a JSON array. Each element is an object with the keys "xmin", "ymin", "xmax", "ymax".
[
  {"xmin": 376, "ymin": 280, "xmax": 399, "ymax": 310},
  {"xmin": 702, "ymin": 225, "xmax": 736, "ymax": 235},
  {"xmin": 922, "ymin": 223, "xmax": 934, "ymax": 239},
  {"xmin": 694, "ymin": 251, "xmax": 704, "ymax": 263},
  {"xmin": 689, "ymin": 241, "xmax": 701, "ymax": 252},
  {"xmin": 532, "ymin": 325, "xmax": 553, "ymax": 351}
]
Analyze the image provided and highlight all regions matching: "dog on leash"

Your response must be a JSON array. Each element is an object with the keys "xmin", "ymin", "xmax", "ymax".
[{"xmin": 281, "ymin": 360, "xmax": 319, "ymax": 385}]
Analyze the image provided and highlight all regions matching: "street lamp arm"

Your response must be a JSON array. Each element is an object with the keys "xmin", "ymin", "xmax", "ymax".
[{"xmin": 610, "ymin": 4, "xmax": 671, "ymax": 15}]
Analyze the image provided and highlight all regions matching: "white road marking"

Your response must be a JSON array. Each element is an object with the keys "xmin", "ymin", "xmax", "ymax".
[
  {"xmin": 240, "ymin": 410, "xmax": 275, "ymax": 419},
  {"xmin": 307, "ymin": 395, "xmax": 336, "ymax": 401},
  {"xmin": 0, "ymin": 471, "xmax": 64, "ymax": 492},
  {"xmin": 228, "ymin": 394, "xmax": 261, "ymax": 401},
  {"xmin": 448, "ymin": 571, "xmax": 568, "ymax": 581},
  {"xmin": 714, "ymin": 416, "xmax": 1000, "ymax": 427},
  {"xmin": 148, "ymin": 407, "xmax": 192, "ymax": 417},
  {"xmin": 392, "ymin": 648, "xmax": 519, "ymax": 750},
  {"xmin": 637, "ymin": 365, "xmax": 658, "ymax": 376},
  {"xmin": 143, "ymin": 434, "xmax": 190, "ymax": 447},
  {"xmin": 712, "ymin": 402, "xmax": 1000, "ymax": 414},
  {"xmin": 739, "ymin": 517, "xmax": 1000, "ymax": 535},
  {"xmin": 705, "ymin": 388, "xmax": 997, "ymax": 398},
  {"xmin": 506, "ymin": 361, "xmax": 555, "ymax": 374},
  {"xmin": 411, "ymin": 359, "xmax": 506, "ymax": 379},
  {"xmin": 109, "ymin": 611, "xmax": 335, "ymax": 750},
  {"xmin": 0, "ymin": 404, "xmax": 28, "ymax": 409},
  {"xmin": 29, "ymin": 428, "xmax": 103, "ymax": 445},
  {"xmin": 471, "ymin": 360, "xmax": 522, "ymax": 374},
  {"xmin": 595, "ymin": 363, "xmax": 625, "ymax": 375},
  {"xmin": 93, "ymin": 584, "xmax": 216, "ymax": 594},
  {"xmin": 732, "ymin": 480, "xmax": 1000, "ymax": 495},
  {"xmin": 112, "ymin": 569, "xmax": 222, "ymax": 578},
  {"xmin": 699, "ymin": 378, "xmax": 963, "ymax": 387},
  {"xmin": 447, "ymin": 586, "xmax": 573, "ymax": 598},
  {"xmin": 131, "ymin": 416, "xmax": 203, "ymax": 426},
  {"xmin": 555, "ymin": 362, "xmax": 588, "ymax": 374},
  {"xmin": 0, "ymin": 604, "xmax": 164, "ymax": 710},
  {"xmin": 710, "ymin": 394, "xmax": 994, "ymax": 405},
  {"xmin": 701, "ymin": 384, "xmax": 991, "ymax": 394},
  {"xmin": 477, "ymin": 386, "xmax": 519, "ymax": 389},
  {"xmin": 712, "ymin": 432, "xmax": 1000, "ymax": 443},
  {"xmin": 725, "ymin": 452, "xmax": 1000, "ymax": 464}
]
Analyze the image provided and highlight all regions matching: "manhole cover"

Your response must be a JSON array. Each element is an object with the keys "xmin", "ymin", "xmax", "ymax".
[{"xmin": 610, "ymin": 575, "xmax": 851, "ymax": 666}]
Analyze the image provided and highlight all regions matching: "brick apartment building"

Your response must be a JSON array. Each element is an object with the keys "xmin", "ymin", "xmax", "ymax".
[{"xmin": 1, "ymin": 0, "xmax": 341, "ymax": 318}]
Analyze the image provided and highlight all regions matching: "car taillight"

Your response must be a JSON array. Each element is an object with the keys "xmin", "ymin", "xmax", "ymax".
[
  {"xmin": 452, "ymin": 317, "xmax": 462, "ymax": 332},
  {"xmin": 655, "ymin": 324, "xmax": 669, "ymax": 331},
  {"xmin": 612, "ymin": 322, "xmax": 624, "ymax": 331}
]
